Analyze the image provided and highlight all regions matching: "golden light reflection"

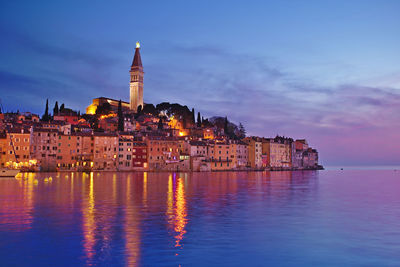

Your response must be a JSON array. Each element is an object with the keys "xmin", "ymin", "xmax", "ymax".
[
  {"xmin": 82, "ymin": 172, "xmax": 96, "ymax": 262},
  {"xmin": 143, "ymin": 172, "xmax": 147, "ymax": 207},
  {"xmin": 166, "ymin": 174, "xmax": 173, "ymax": 221},
  {"xmin": 125, "ymin": 174, "xmax": 140, "ymax": 266},
  {"xmin": 174, "ymin": 177, "xmax": 187, "ymax": 249}
]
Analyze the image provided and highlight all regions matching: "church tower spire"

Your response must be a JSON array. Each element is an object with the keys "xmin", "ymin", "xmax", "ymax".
[{"xmin": 130, "ymin": 42, "xmax": 144, "ymax": 112}]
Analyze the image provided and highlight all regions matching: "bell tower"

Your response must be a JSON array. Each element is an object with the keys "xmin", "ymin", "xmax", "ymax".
[{"xmin": 130, "ymin": 42, "xmax": 144, "ymax": 112}]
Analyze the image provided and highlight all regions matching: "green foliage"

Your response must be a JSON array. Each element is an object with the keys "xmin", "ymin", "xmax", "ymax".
[
  {"xmin": 95, "ymin": 102, "xmax": 112, "ymax": 115},
  {"xmin": 197, "ymin": 112, "xmax": 201, "ymax": 127},
  {"xmin": 117, "ymin": 100, "xmax": 124, "ymax": 132},
  {"xmin": 53, "ymin": 101, "xmax": 59, "ymax": 115},
  {"xmin": 143, "ymin": 104, "xmax": 157, "ymax": 115},
  {"xmin": 137, "ymin": 105, "xmax": 142, "ymax": 114},
  {"xmin": 238, "ymin": 123, "xmax": 246, "ymax": 139},
  {"xmin": 42, "ymin": 99, "xmax": 50, "ymax": 121}
]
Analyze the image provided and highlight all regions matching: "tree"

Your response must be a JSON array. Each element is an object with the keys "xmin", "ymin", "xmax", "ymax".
[
  {"xmin": 137, "ymin": 105, "xmax": 142, "ymax": 114},
  {"xmin": 53, "ymin": 101, "xmax": 59, "ymax": 115},
  {"xmin": 142, "ymin": 104, "xmax": 157, "ymax": 116},
  {"xmin": 191, "ymin": 108, "xmax": 195, "ymax": 124},
  {"xmin": 224, "ymin": 116, "xmax": 229, "ymax": 135},
  {"xmin": 42, "ymin": 99, "xmax": 50, "ymax": 121},
  {"xmin": 95, "ymin": 102, "xmax": 111, "ymax": 115},
  {"xmin": 197, "ymin": 112, "xmax": 201, "ymax": 127},
  {"xmin": 158, "ymin": 117, "xmax": 163, "ymax": 130},
  {"xmin": 117, "ymin": 100, "xmax": 124, "ymax": 132},
  {"xmin": 60, "ymin": 103, "xmax": 65, "ymax": 112},
  {"xmin": 238, "ymin": 123, "xmax": 246, "ymax": 139}
]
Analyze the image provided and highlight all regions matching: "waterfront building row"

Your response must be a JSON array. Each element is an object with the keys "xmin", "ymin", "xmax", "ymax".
[{"xmin": 0, "ymin": 126, "xmax": 319, "ymax": 172}]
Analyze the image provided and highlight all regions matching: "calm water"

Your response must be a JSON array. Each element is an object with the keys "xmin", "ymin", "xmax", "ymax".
[{"xmin": 0, "ymin": 170, "xmax": 400, "ymax": 266}]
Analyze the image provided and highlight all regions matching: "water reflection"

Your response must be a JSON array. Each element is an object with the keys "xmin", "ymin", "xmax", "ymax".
[
  {"xmin": 0, "ymin": 173, "xmax": 34, "ymax": 232},
  {"xmin": 174, "ymin": 176, "xmax": 187, "ymax": 249},
  {"xmin": 82, "ymin": 172, "xmax": 96, "ymax": 263},
  {"xmin": 125, "ymin": 174, "xmax": 140, "ymax": 267},
  {"xmin": 0, "ymin": 171, "xmax": 320, "ymax": 266}
]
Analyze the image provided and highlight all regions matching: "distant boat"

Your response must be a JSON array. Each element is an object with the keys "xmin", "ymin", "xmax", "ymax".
[{"xmin": 0, "ymin": 169, "xmax": 20, "ymax": 178}]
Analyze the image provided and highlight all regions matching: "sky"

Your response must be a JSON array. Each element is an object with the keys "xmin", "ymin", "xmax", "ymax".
[{"xmin": 0, "ymin": 0, "xmax": 399, "ymax": 166}]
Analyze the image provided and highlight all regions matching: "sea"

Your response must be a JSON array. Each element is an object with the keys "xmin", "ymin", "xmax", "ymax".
[{"xmin": 0, "ymin": 169, "xmax": 400, "ymax": 266}]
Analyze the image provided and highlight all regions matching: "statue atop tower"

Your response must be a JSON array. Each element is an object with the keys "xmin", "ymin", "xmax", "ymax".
[{"xmin": 130, "ymin": 42, "xmax": 144, "ymax": 112}]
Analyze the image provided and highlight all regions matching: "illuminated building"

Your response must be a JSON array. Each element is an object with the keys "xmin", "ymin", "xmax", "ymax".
[
  {"xmin": 1, "ymin": 128, "xmax": 30, "ymax": 168},
  {"xmin": 56, "ymin": 134, "xmax": 78, "ymax": 170},
  {"xmin": 86, "ymin": 97, "xmax": 130, "ymax": 115},
  {"xmin": 208, "ymin": 141, "xmax": 234, "ymax": 170},
  {"xmin": 129, "ymin": 42, "xmax": 144, "ymax": 112},
  {"xmin": 93, "ymin": 133, "xmax": 118, "ymax": 170},
  {"xmin": 75, "ymin": 133, "xmax": 94, "ymax": 171},
  {"xmin": 146, "ymin": 137, "xmax": 186, "ymax": 171},
  {"xmin": 132, "ymin": 141, "xmax": 148, "ymax": 169},
  {"xmin": 30, "ymin": 128, "xmax": 59, "ymax": 171}
]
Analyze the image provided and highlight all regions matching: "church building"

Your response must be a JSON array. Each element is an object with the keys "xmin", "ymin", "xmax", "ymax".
[{"xmin": 86, "ymin": 42, "xmax": 144, "ymax": 114}]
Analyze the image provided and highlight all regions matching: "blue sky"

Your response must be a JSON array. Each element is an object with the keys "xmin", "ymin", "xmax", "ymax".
[{"xmin": 1, "ymin": 0, "xmax": 399, "ymax": 166}]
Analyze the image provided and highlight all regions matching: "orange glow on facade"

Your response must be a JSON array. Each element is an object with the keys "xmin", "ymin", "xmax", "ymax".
[
  {"xmin": 99, "ymin": 113, "xmax": 117, "ymax": 120},
  {"xmin": 86, "ymin": 104, "xmax": 97, "ymax": 115}
]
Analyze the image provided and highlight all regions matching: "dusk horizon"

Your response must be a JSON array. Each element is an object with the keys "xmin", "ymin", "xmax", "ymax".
[
  {"xmin": 1, "ymin": 1, "xmax": 400, "ymax": 166},
  {"xmin": 2, "ymin": 2, "xmax": 400, "ymax": 266}
]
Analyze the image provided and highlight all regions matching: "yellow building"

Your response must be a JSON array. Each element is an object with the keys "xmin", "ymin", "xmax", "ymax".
[
  {"xmin": 86, "ymin": 97, "xmax": 130, "ymax": 115},
  {"xmin": 243, "ymin": 137, "xmax": 262, "ymax": 169},
  {"xmin": 2, "ymin": 129, "xmax": 32, "ymax": 169},
  {"xmin": 208, "ymin": 141, "xmax": 233, "ymax": 171}
]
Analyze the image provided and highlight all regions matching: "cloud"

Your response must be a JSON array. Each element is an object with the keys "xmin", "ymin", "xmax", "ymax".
[
  {"xmin": 146, "ymin": 43, "xmax": 400, "ymax": 165},
  {"xmin": 1, "ymin": 31, "xmax": 399, "ymax": 166}
]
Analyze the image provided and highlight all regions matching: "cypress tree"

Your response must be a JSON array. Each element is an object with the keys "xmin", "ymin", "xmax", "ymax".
[
  {"xmin": 191, "ymin": 108, "xmax": 195, "ymax": 124},
  {"xmin": 224, "ymin": 116, "xmax": 229, "ymax": 135},
  {"xmin": 117, "ymin": 100, "xmax": 124, "ymax": 131},
  {"xmin": 238, "ymin": 123, "xmax": 246, "ymax": 139},
  {"xmin": 42, "ymin": 99, "xmax": 49, "ymax": 121},
  {"xmin": 53, "ymin": 101, "xmax": 59, "ymax": 115},
  {"xmin": 60, "ymin": 103, "xmax": 65, "ymax": 112},
  {"xmin": 197, "ymin": 112, "xmax": 201, "ymax": 127}
]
